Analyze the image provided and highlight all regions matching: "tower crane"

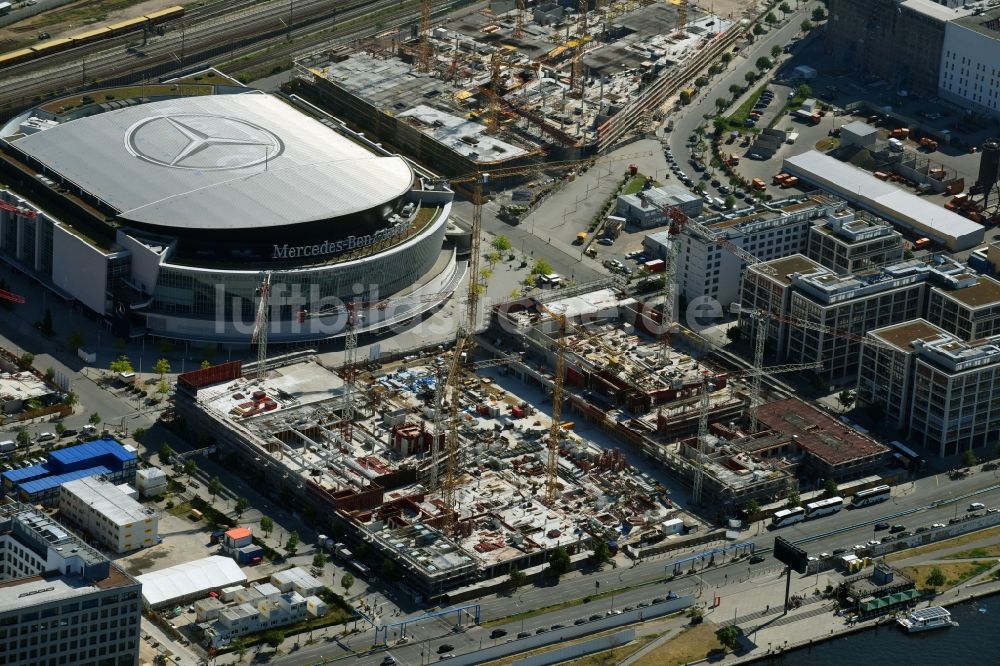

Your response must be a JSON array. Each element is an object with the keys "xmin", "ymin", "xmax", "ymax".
[
  {"xmin": 690, "ymin": 360, "xmax": 822, "ymax": 505},
  {"xmin": 0, "ymin": 287, "xmax": 26, "ymax": 305},
  {"xmin": 514, "ymin": 0, "xmax": 526, "ymax": 38},
  {"xmin": 418, "ymin": 0, "xmax": 432, "ymax": 73},
  {"xmin": 536, "ymin": 302, "xmax": 568, "ymax": 505},
  {"xmin": 251, "ymin": 271, "xmax": 272, "ymax": 384},
  {"xmin": 339, "ymin": 302, "xmax": 359, "ymax": 445}
]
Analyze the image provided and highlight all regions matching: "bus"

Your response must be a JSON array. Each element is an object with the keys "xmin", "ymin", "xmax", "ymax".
[
  {"xmin": 890, "ymin": 441, "xmax": 926, "ymax": 471},
  {"xmin": 852, "ymin": 484, "xmax": 891, "ymax": 508},
  {"xmin": 349, "ymin": 560, "xmax": 370, "ymax": 581},
  {"xmin": 805, "ymin": 496, "xmax": 844, "ymax": 518},
  {"xmin": 771, "ymin": 507, "xmax": 806, "ymax": 528}
]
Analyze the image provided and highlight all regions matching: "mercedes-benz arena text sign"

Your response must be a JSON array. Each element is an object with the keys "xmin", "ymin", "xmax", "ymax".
[
  {"xmin": 124, "ymin": 114, "xmax": 284, "ymax": 171},
  {"xmin": 271, "ymin": 219, "xmax": 411, "ymax": 260}
]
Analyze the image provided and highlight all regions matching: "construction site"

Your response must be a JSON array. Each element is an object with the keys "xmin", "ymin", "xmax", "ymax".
[{"xmin": 293, "ymin": 0, "xmax": 748, "ymax": 176}]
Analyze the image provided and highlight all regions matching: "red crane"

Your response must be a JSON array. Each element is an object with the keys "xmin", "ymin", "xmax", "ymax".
[{"xmin": 0, "ymin": 288, "xmax": 25, "ymax": 305}]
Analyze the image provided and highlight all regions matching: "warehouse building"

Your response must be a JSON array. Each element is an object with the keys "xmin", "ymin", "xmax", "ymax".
[
  {"xmin": 59, "ymin": 476, "xmax": 158, "ymax": 553},
  {"xmin": 783, "ymin": 151, "xmax": 985, "ymax": 251},
  {"xmin": 0, "ymin": 502, "xmax": 142, "ymax": 666}
]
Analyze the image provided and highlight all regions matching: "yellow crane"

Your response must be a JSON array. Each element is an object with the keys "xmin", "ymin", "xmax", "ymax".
[
  {"xmin": 418, "ymin": 0, "xmax": 432, "ymax": 72},
  {"xmin": 536, "ymin": 303, "xmax": 568, "ymax": 505}
]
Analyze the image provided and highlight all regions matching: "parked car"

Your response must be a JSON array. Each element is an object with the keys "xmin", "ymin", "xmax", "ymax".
[
  {"xmin": 437, "ymin": 645, "xmax": 455, "ymax": 654},
  {"xmin": 969, "ymin": 502, "xmax": 985, "ymax": 511},
  {"xmin": 535, "ymin": 627, "xmax": 548, "ymax": 635},
  {"xmin": 597, "ymin": 237, "xmax": 614, "ymax": 246},
  {"xmin": 490, "ymin": 629, "xmax": 507, "ymax": 639},
  {"xmin": 874, "ymin": 522, "xmax": 890, "ymax": 531},
  {"xmin": 589, "ymin": 614, "xmax": 602, "ymax": 621},
  {"xmin": 517, "ymin": 631, "xmax": 531, "ymax": 639},
  {"xmin": 749, "ymin": 554, "xmax": 766, "ymax": 564},
  {"xmin": 574, "ymin": 618, "xmax": 587, "ymax": 625},
  {"xmin": 890, "ymin": 524, "xmax": 906, "ymax": 533}
]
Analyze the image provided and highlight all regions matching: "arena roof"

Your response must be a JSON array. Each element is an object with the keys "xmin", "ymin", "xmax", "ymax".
[{"xmin": 8, "ymin": 93, "xmax": 413, "ymax": 231}]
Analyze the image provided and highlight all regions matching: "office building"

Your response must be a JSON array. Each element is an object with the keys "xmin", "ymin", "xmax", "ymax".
[
  {"xmin": 926, "ymin": 274, "xmax": 1000, "ymax": 341},
  {"xmin": 939, "ymin": 8, "xmax": 1000, "ymax": 115},
  {"xmin": 860, "ymin": 326, "xmax": 1000, "ymax": 456},
  {"xmin": 614, "ymin": 185, "xmax": 703, "ymax": 229},
  {"xmin": 0, "ymin": 502, "xmax": 142, "ymax": 666},
  {"xmin": 59, "ymin": 476, "xmax": 158, "ymax": 554},
  {"xmin": 805, "ymin": 208, "xmax": 904, "ymax": 275}
]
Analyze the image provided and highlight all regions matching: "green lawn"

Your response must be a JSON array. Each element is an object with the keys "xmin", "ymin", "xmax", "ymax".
[{"xmin": 724, "ymin": 84, "xmax": 767, "ymax": 129}]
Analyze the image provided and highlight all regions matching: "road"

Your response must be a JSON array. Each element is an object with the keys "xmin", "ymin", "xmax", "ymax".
[{"xmin": 665, "ymin": 3, "xmax": 823, "ymax": 196}]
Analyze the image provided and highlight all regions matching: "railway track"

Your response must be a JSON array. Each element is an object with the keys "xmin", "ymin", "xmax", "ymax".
[{"xmin": 0, "ymin": 0, "xmax": 401, "ymax": 117}]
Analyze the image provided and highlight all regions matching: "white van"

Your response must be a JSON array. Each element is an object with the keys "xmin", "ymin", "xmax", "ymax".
[
  {"xmin": 37, "ymin": 432, "xmax": 56, "ymax": 443},
  {"xmin": 969, "ymin": 502, "xmax": 985, "ymax": 511}
]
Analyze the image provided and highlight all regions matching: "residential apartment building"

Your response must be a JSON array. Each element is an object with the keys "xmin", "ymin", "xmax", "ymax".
[
  {"xmin": 857, "ymin": 319, "xmax": 950, "ymax": 432},
  {"xmin": 0, "ymin": 502, "xmax": 142, "ymax": 666},
  {"xmin": 59, "ymin": 476, "xmax": 159, "ymax": 554},
  {"xmin": 805, "ymin": 209, "xmax": 904, "ymax": 275}
]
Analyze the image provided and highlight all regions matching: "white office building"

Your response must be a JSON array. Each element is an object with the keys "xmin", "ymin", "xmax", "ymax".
[
  {"xmin": 0, "ymin": 502, "xmax": 142, "ymax": 666},
  {"xmin": 59, "ymin": 476, "xmax": 158, "ymax": 554},
  {"xmin": 939, "ymin": 9, "xmax": 1000, "ymax": 116}
]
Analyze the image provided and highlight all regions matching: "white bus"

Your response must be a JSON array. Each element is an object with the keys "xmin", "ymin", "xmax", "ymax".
[
  {"xmin": 771, "ymin": 507, "xmax": 806, "ymax": 528},
  {"xmin": 852, "ymin": 485, "xmax": 891, "ymax": 508},
  {"xmin": 805, "ymin": 496, "xmax": 844, "ymax": 518}
]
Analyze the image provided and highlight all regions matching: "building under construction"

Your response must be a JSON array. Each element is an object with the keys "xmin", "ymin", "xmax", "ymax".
[
  {"xmin": 293, "ymin": 0, "xmax": 740, "ymax": 170},
  {"xmin": 174, "ymin": 351, "xmax": 683, "ymax": 601}
]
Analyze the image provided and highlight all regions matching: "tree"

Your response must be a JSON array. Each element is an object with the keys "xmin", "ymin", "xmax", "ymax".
[
  {"xmin": 744, "ymin": 71, "xmax": 758, "ymax": 83},
  {"xmin": 491, "ymin": 234, "xmax": 512, "ymax": 253},
  {"xmin": 487, "ymin": 250, "xmax": 502, "ymax": 267},
  {"xmin": 726, "ymin": 326, "xmax": 743, "ymax": 343},
  {"xmin": 55, "ymin": 422, "xmax": 66, "ymax": 436},
  {"xmin": 744, "ymin": 499, "xmax": 761, "ymax": 522},
  {"xmin": 232, "ymin": 638, "xmax": 248, "ymax": 663},
  {"xmin": 925, "ymin": 567, "xmax": 946, "ymax": 588},
  {"xmin": 796, "ymin": 83, "xmax": 813, "ymax": 99},
  {"xmin": 715, "ymin": 97, "xmax": 728, "ymax": 112},
  {"xmin": 679, "ymin": 89, "xmax": 692, "ymax": 105},
  {"xmin": 286, "ymin": 530, "xmax": 300, "ymax": 555},
  {"xmin": 109, "ymin": 355, "xmax": 133, "ymax": 375},
  {"xmin": 708, "ymin": 63, "xmax": 722, "ymax": 75},
  {"xmin": 508, "ymin": 566, "xmax": 527, "ymax": 592},
  {"xmin": 548, "ymin": 546, "xmax": 571, "ymax": 579},
  {"xmin": 725, "ymin": 195, "xmax": 736, "ymax": 209},
  {"xmin": 721, "ymin": 52, "xmax": 733, "ymax": 64},
  {"xmin": 40, "ymin": 308, "xmax": 55, "ymax": 336},
  {"xmin": 728, "ymin": 83, "xmax": 742, "ymax": 95},
  {"xmin": 823, "ymin": 479, "xmax": 839, "ymax": 498},
  {"xmin": 695, "ymin": 76, "xmax": 709, "ymax": 88},
  {"xmin": 158, "ymin": 442, "xmax": 174, "ymax": 463},
  {"xmin": 207, "ymin": 476, "xmax": 223, "ymax": 504},
  {"xmin": 263, "ymin": 630, "xmax": 285, "ymax": 652},
  {"xmin": 836, "ymin": 389, "xmax": 856, "ymax": 413},
  {"xmin": 764, "ymin": 11, "xmax": 777, "ymax": 25},
  {"xmin": 812, "ymin": 6, "xmax": 827, "ymax": 22},
  {"xmin": 312, "ymin": 552, "xmax": 326, "ymax": 570},
  {"xmin": 479, "ymin": 267, "xmax": 493, "ymax": 284},
  {"xmin": 184, "ymin": 458, "xmax": 197, "ymax": 476},
  {"xmin": 340, "ymin": 572, "xmax": 355, "ymax": 595},
  {"xmin": 801, "ymin": 19, "xmax": 813, "ymax": 32},
  {"xmin": 755, "ymin": 56, "xmax": 772, "ymax": 72},
  {"xmin": 156, "ymin": 379, "xmax": 170, "ymax": 398},
  {"xmin": 753, "ymin": 24, "xmax": 764, "ymax": 35},
  {"xmin": 260, "ymin": 515, "xmax": 274, "ymax": 537},
  {"xmin": 717, "ymin": 625, "xmax": 740, "ymax": 651},
  {"xmin": 16, "ymin": 429, "xmax": 30, "ymax": 448},
  {"xmin": 530, "ymin": 258, "xmax": 554, "ymax": 276},
  {"xmin": 154, "ymin": 358, "xmax": 171, "ymax": 377},
  {"xmin": 381, "ymin": 557, "xmax": 400, "ymax": 582},
  {"xmin": 19, "ymin": 352, "xmax": 34, "ymax": 368},
  {"xmin": 962, "ymin": 449, "xmax": 979, "ymax": 468},
  {"xmin": 771, "ymin": 45, "xmax": 783, "ymax": 58},
  {"xmin": 235, "ymin": 496, "xmax": 250, "ymax": 518},
  {"xmin": 786, "ymin": 491, "xmax": 801, "ymax": 508},
  {"xmin": 64, "ymin": 391, "xmax": 77, "ymax": 407},
  {"xmin": 88, "ymin": 412, "xmax": 102, "ymax": 426},
  {"xmin": 779, "ymin": 2, "xmax": 792, "ymax": 17},
  {"xmin": 200, "ymin": 359, "xmax": 211, "ymax": 370},
  {"xmin": 590, "ymin": 540, "xmax": 611, "ymax": 568}
]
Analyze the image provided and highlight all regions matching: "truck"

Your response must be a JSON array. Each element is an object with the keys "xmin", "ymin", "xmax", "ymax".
[
  {"xmin": 0, "ymin": 441, "xmax": 15, "ymax": 454},
  {"xmin": 780, "ymin": 176, "xmax": 799, "ymax": 188},
  {"xmin": 644, "ymin": 259, "xmax": 666, "ymax": 273},
  {"xmin": 574, "ymin": 231, "xmax": 588, "ymax": 245},
  {"xmin": 888, "ymin": 137, "xmax": 904, "ymax": 152},
  {"xmin": 913, "ymin": 237, "xmax": 931, "ymax": 250},
  {"xmin": 751, "ymin": 178, "xmax": 766, "ymax": 190},
  {"xmin": 785, "ymin": 132, "xmax": 799, "ymax": 144},
  {"xmin": 334, "ymin": 543, "xmax": 352, "ymax": 560}
]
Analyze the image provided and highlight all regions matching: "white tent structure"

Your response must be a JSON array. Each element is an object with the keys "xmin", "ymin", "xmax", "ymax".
[{"xmin": 137, "ymin": 555, "xmax": 247, "ymax": 609}]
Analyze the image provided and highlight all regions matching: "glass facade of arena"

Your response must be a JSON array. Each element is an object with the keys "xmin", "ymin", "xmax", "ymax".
[{"xmin": 147, "ymin": 211, "xmax": 448, "ymax": 326}]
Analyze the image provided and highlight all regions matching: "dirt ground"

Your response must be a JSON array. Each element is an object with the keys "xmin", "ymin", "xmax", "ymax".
[
  {"xmin": 114, "ymin": 509, "xmax": 217, "ymax": 577},
  {"xmin": 0, "ymin": 0, "xmax": 187, "ymax": 51}
]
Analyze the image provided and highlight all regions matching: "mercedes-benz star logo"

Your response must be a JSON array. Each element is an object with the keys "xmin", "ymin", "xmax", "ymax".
[{"xmin": 124, "ymin": 113, "xmax": 284, "ymax": 171}]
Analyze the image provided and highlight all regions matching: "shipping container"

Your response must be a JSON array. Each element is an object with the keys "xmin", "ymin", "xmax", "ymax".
[{"xmin": 644, "ymin": 259, "xmax": 666, "ymax": 273}]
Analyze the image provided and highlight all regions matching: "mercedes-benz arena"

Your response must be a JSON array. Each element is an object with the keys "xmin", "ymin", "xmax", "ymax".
[{"xmin": 0, "ymin": 91, "xmax": 460, "ymax": 342}]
